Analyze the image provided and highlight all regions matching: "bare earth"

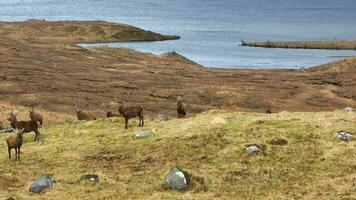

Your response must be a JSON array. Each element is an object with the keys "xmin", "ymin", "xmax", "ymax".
[{"xmin": 0, "ymin": 20, "xmax": 355, "ymax": 125}]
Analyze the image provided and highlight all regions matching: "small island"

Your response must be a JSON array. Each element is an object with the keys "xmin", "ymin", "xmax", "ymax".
[{"xmin": 241, "ymin": 39, "xmax": 356, "ymax": 50}]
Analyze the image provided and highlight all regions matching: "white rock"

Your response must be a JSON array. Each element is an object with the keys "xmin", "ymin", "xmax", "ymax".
[
  {"xmin": 345, "ymin": 107, "xmax": 353, "ymax": 112},
  {"xmin": 336, "ymin": 131, "xmax": 353, "ymax": 141},
  {"xmin": 246, "ymin": 145, "xmax": 260, "ymax": 154},
  {"xmin": 135, "ymin": 130, "xmax": 151, "ymax": 138}
]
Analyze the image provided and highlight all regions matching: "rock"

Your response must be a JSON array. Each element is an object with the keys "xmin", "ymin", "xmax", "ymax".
[
  {"xmin": 345, "ymin": 107, "xmax": 353, "ymax": 112},
  {"xmin": 245, "ymin": 145, "xmax": 260, "ymax": 154},
  {"xmin": 29, "ymin": 174, "xmax": 55, "ymax": 193},
  {"xmin": 269, "ymin": 137, "xmax": 288, "ymax": 145},
  {"xmin": 135, "ymin": 130, "xmax": 151, "ymax": 138},
  {"xmin": 336, "ymin": 131, "xmax": 352, "ymax": 141},
  {"xmin": 4, "ymin": 197, "xmax": 16, "ymax": 200},
  {"xmin": 80, "ymin": 174, "xmax": 99, "ymax": 183},
  {"xmin": 165, "ymin": 166, "xmax": 188, "ymax": 190}
]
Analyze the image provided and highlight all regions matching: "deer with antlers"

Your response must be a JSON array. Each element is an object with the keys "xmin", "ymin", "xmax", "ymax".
[
  {"xmin": 7, "ymin": 110, "xmax": 41, "ymax": 142},
  {"xmin": 114, "ymin": 96, "xmax": 144, "ymax": 129},
  {"xmin": 75, "ymin": 101, "xmax": 97, "ymax": 121}
]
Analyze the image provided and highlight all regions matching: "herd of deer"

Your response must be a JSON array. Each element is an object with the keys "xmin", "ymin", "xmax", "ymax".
[{"xmin": 4, "ymin": 95, "xmax": 188, "ymax": 160}]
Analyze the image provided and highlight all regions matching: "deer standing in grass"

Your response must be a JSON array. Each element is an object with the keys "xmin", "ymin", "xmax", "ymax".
[
  {"xmin": 114, "ymin": 96, "xmax": 144, "ymax": 129},
  {"xmin": 6, "ymin": 128, "xmax": 25, "ymax": 159},
  {"xmin": 76, "ymin": 102, "xmax": 97, "ymax": 121},
  {"xmin": 176, "ymin": 95, "xmax": 187, "ymax": 118},
  {"xmin": 7, "ymin": 111, "xmax": 41, "ymax": 142},
  {"xmin": 28, "ymin": 105, "xmax": 43, "ymax": 127}
]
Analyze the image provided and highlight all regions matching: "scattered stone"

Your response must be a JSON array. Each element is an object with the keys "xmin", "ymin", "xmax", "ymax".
[
  {"xmin": 345, "ymin": 107, "xmax": 353, "ymax": 112},
  {"xmin": 159, "ymin": 113, "xmax": 169, "ymax": 121},
  {"xmin": 29, "ymin": 174, "xmax": 55, "ymax": 193},
  {"xmin": 336, "ymin": 131, "xmax": 353, "ymax": 141},
  {"xmin": 80, "ymin": 174, "xmax": 99, "ymax": 183},
  {"xmin": 165, "ymin": 166, "xmax": 188, "ymax": 190},
  {"xmin": 135, "ymin": 130, "xmax": 151, "ymax": 138},
  {"xmin": 245, "ymin": 144, "xmax": 260, "ymax": 154},
  {"xmin": 269, "ymin": 137, "xmax": 288, "ymax": 146}
]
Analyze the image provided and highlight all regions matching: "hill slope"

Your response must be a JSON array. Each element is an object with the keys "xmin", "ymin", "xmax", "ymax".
[
  {"xmin": 0, "ymin": 110, "xmax": 355, "ymax": 199},
  {"xmin": 0, "ymin": 20, "xmax": 355, "ymax": 126}
]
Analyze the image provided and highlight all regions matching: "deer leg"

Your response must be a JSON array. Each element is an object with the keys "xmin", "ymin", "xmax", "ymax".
[
  {"xmin": 18, "ymin": 147, "xmax": 21, "ymax": 159},
  {"xmin": 124, "ymin": 117, "xmax": 129, "ymax": 129},
  {"xmin": 15, "ymin": 148, "xmax": 18, "ymax": 160},
  {"xmin": 8, "ymin": 147, "xmax": 11, "ymax": 159},
  {"xmin": 141, "ymin": 116, "xmax": 144, "ymax": 126},
  {"xmin": 34, "ymin": 129, "xmax": 40, "ymax": 142}
]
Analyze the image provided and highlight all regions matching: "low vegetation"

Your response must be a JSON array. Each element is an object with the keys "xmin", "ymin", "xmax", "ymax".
[{"xmin": 0, "ymin": 110, "xmax": 355, "ymax": 199}]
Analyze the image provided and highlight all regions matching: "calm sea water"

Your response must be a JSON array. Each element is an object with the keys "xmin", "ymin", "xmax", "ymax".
[{"xmin": 1, "ymin": 0, "xmax": 356, "ymax": 68}]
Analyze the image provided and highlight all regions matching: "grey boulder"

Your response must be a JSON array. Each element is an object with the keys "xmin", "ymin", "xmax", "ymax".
[
  {"xmin": 29, "ymin": 174, "xmax": 55, "ymax": 193},
  {"xmin": 336, "ymin": 131, "xmax": 352, "ymax": 141},
  {"xmin": 245, "ymin": 145, "xmax": 260, "ymax": 154},
  {"xmin": 165, "ymin": 166, "xmax": 188, "ymax": 190},
  {"xmin": 135, "ymin": 130, "xmax": 151, "ymax": 138}
]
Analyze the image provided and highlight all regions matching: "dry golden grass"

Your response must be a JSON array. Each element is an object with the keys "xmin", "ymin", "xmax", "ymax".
[{"xmin": 0, "ymin": 110, "xmax": 355, "ymax": 199}]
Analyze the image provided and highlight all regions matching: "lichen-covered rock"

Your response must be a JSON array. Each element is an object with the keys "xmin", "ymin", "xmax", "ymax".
[
  {"xmin": 336, "ymin": 131, "xmax": 352, "ymax": 141},
  {"xmin": 135, "ymin": 130, "xmax": 151, "ymax": 138},
  {"xmin": 80, "ymin": 174, "xmax": 99, "ymax": 183},
  {"xmin": 165, "ymin": 166, "xmax": 188, "ymax": 190},
  {"xmin": 29, "ymin": 174, "xmax": 54, "ymax": 193},
  {"xmin": 245, "ymin": 145, "xmax": 260, "ymax": 154}
]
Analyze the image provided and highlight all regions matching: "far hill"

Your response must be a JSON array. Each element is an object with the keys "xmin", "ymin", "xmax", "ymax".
[{"xmin": 0, "ymin": 20, "xmax": 355, "ymax": 126}]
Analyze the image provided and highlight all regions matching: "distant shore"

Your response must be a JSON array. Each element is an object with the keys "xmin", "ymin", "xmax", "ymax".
[{"xmin": 241, "ymin": 40, "xmax": 356, "ymax": 50}]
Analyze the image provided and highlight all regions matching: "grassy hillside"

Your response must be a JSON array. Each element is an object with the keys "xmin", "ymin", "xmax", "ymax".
[{"xmin": 0, "ymin": 110, "xmax": 355, "ymax": 199}]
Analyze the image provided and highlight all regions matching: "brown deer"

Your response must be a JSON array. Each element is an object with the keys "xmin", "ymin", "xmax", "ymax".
[
  {"xmin": 176, "ymin": 95, "xmax": 187, "ymax": 118},
  {"xmin": 76, "ymin": 102, "xmax": 97, "ymax": 121},
  {"xmin": 264, "ymin": 99, "xmax": 276, "ymax": 114},
  {"xmin": 28, "ymin": 105, "xmax": 43, "ymax": 127},
  {"xmin": 6, "ymin": 128, "xmax": 25, "ymax": 159},
  {"xmin": 106, "ymin": 105, "xmax": 120, "ymax": 118},
  {"xmin": 7, "ymin": 111, "xmax": 40, "ymax": 142},
  {"xmin": 114, "ymin": 96, "xmax": 144, "ymax": 129}
]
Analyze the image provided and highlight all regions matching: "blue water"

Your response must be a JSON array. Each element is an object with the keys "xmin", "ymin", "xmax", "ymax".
[{"xmin": 1, "ymin": 0, "xmax": 356, "ymax": 68}]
